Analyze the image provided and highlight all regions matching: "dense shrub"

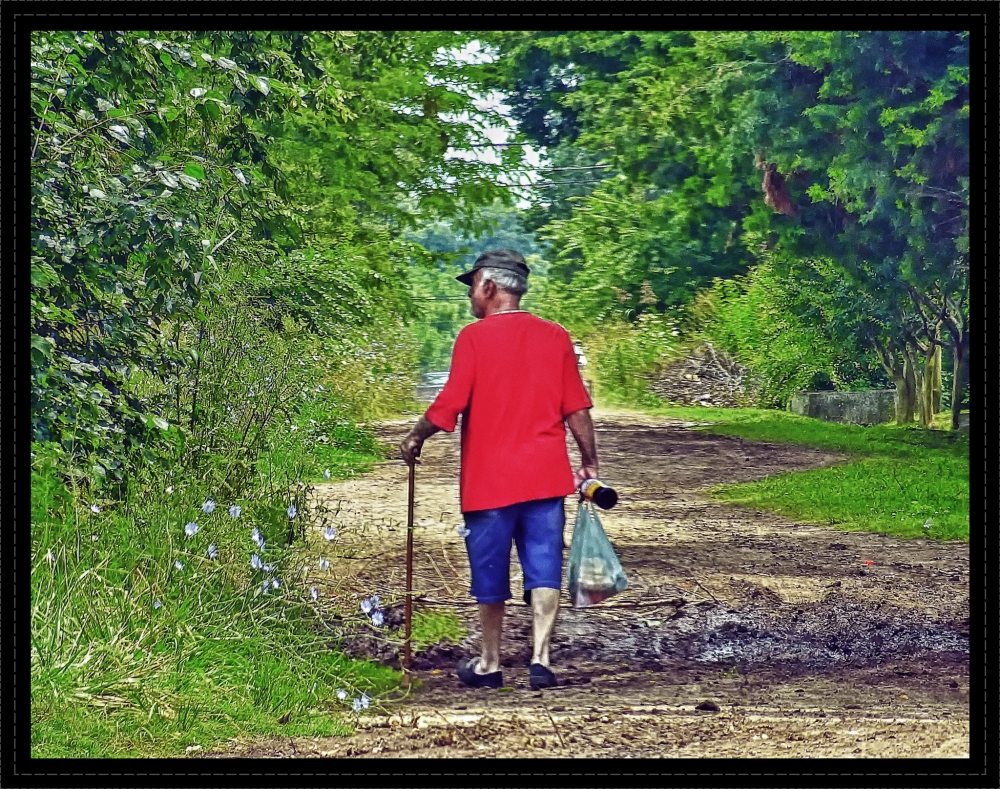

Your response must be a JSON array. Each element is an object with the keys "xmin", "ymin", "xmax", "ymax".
[{"xmin": 688, "ymin": 259, "xmax": 889, "ymax": 408}]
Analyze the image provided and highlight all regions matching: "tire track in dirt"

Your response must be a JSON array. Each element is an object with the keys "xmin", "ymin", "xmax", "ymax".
[{"xmin": 204, "ymin": 409, "xmax": 970, "ymax": 759}]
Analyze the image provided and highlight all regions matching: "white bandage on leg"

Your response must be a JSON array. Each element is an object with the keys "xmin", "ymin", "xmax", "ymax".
[{"xmin": 529, "ymin": 587, "xmax": 560, "ymax": 667}]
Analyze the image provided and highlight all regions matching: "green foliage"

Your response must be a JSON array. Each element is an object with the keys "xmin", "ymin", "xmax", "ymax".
[
  {"xmin": 487, "ymin": 31, "xmax": 768, "ymax": 312},
  {"xmin": 404, "ymin": 260, "xmax": 476, "ymax": 373},
  {"xmin": 486, "ymin": 31, "xmax": 970, "ymax": 418},
  {"xmin": 760, "ymin": 32, "xmax": 970, "ymax": 422},
  {"xmin": 691, "ymin": 257, "xmax": 888, "ymax": 407},
  {"xmin": 410, "ymin": 610, "xmax": 467, "ymax": 652},
  {"xmin": 269, "ymin": 31, "xmax": 527, "ymax": 244},
  {"xmin": 572, "ymin": 312, "xmax": 680, "ymax": 407},
  {"xmin": 30, "ymin": 29, "xmax": 328, "ymax": 478},
  {"xmin": 262, "ymin": 395, "xmax": 387, "ymax": 485},
  {"xmin": 31, "ymin": 30, "xmax": 523, "ymax": 484}
]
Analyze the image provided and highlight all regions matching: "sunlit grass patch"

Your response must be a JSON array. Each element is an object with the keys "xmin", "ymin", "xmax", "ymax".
[
  {"xmin": 625, "ymin": 405, "xmax": 970, "ymax": 542},
  {"xmin": 410, "ymin": 609, "xmax": 467, "ymax": 652},
  {"xmin": 711, "ymin": 456, "xmax": 969, "ymax": 541}
]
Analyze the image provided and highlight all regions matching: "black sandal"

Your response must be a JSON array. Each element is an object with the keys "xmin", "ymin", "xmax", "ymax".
[
  {"xmin": 456, "ymin": 657, "xmax": 503, "ymax": 689},
  {"xmin": 529, "ymin": 662, "xmax": 558, "ymax": 690}
]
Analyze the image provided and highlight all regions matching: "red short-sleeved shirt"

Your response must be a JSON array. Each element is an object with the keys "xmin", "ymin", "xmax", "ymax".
[{"xmin": 424, "ymin": 311, "xmax": 593, "ymax": 513}]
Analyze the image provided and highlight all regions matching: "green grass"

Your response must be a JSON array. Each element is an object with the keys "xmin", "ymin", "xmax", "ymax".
[
  {"xmin": 30, "ymin": 443, "xmax": 402, "ymax": 758},
  {"xmin": 608, "ymin": 404, "xmax": 970, "ymax": 542},
  {"xmin": 259, "ymin": 397, "xmax": 388, "ymax": 484},
  {"xmin": 32, "ymin": 648, "xmax": 399, "ymax": 758},
  {"xmin": 410, "ymin": 609, "xmax": 467, "ymax": 652}
]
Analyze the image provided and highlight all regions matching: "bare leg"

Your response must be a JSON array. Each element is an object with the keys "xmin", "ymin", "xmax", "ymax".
[
  {"xmin": 530, "ymin": 587, "xmax": 560, "ymax": 667},
  {"xmin": 476, "ymin": 602, "xmax": 505, "ymax": 674}
]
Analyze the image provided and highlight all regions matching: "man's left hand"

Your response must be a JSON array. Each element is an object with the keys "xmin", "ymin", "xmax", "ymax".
[{"xmin": 573, "ymin": 464, "xmax": 599, "ymax": 489}]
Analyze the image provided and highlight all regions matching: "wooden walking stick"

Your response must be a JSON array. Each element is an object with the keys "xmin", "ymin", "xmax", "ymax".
[{"xmin": 404, "ymin": 460, "xmax": 415, "ymax": 670}]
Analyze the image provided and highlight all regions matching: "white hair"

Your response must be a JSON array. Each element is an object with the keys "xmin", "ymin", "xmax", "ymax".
[{"xmin": 479, "ymin": 266, "xmax": 529, "ymax": 296}]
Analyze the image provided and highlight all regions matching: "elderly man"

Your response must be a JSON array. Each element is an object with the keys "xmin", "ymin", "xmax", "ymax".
[{"xmin": 400, "ymin": 248, "xmax": 600, "ymax": 690}]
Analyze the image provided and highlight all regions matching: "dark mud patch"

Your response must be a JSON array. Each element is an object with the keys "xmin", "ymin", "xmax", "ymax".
[{"xmin": 336, "ymin": 595, "xmax": 968, "ymax": 683}]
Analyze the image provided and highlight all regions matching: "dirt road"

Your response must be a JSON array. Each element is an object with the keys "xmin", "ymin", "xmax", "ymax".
[{"xmin": 211, "ymin": 409, "xmax": 970, "ymax": 759}]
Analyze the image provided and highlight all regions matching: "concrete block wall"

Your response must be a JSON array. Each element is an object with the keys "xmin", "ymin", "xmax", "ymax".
[{"xmin": 789, "ymin": 390, "xmax": 896, "ymax": 426}]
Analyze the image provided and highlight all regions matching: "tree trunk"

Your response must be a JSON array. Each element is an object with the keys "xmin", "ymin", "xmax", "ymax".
[
  {"xmin": 892, "ymin": 369, "xmax": 916, "ymax": 424},
  {"xmin": 919, "ymin": 340, "xmax": 941, "ymax": 427},
  {"xmin": 931, "ymin": 343, "xmax": 942, "ymax": 413},
  {"xmin": 951, "ymin": 336, "xmax": 968, "ymax": 430},
  {"xmin": 900, "ymin": 348, "xmax": 919, "ymax": 425},
  {"xmin": 872, "ymin": 336, "xmax": 915, "ymax": 426}
]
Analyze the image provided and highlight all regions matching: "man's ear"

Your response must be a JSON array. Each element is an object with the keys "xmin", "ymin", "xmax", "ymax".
[{"xmin": 482, "ymin": 278, "xmax": 497, "ymax": 298}]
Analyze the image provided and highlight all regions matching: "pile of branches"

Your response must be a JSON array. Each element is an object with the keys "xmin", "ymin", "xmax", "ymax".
[{"xmin": 648, "ymin": 342, "xmax": 750, "ymax": 408}]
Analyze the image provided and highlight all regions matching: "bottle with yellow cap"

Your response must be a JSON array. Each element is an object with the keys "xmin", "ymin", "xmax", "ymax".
[{"xmin": 578, "ymin": 478, "xmax": 618, "ymax": 510}]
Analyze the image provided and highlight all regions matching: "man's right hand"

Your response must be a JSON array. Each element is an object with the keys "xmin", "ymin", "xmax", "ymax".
[
  {"xmin": 401, "ymin": 415, "xmax": 443, "ymax": 466},
  {"xmin": 400, "ymin": 433, "xmax": 423, "ymax": 466}
]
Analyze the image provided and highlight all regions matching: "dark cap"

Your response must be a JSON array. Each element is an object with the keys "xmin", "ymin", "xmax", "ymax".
[{"xmin": 455, "ymin": 248, "xmax": 530, "ymax": 286}]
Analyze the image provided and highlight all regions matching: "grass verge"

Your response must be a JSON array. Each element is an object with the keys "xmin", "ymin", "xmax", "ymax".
[
  {"xmin": 606, "ymin": 404, "xmax": 970, "ymax": 542},
  {"xmin": 31, "ymin": 440, "xmax": 401, "ymax": 759}
]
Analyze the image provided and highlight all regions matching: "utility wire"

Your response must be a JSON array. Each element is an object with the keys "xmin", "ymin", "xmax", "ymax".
[
  {"xmin": 490, "ymin": 179, "xmax": 610, "ymax": 189},
  {"xmin": 518, "ymin": 165, "xmax": 613, "ymax": 172}
]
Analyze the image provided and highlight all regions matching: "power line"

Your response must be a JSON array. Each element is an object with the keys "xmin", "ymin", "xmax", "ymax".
[
  {"xmin": 461, "ymin": 142, "xmax": 541, "ymax": 147},
  {"xmin": 526, "ymin": 165, "xmax": 613, "ymax": 172},
  {"xmin": 489, "ymin": 179, "xmax": 609, "ymax": 189},
  {"xmin": 532, "ymin": 180, "xmax": 609, "ymax": 188}
]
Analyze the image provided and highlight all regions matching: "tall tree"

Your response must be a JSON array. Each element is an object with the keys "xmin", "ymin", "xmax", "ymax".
[
  {"xmin": 763, "ymin": 31, "xmax": 970, "ymax": 427},
  {"xmin": 488, "ymin": 30, "xmax": 970, "ymax": 426}
]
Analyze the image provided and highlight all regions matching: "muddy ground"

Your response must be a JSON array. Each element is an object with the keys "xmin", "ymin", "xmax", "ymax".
[{"xmin": 206, "ymin": 409, "xmax": 970, "ymax": 759}]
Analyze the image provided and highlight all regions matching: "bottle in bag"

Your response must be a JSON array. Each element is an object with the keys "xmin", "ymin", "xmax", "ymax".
[
  {"xmin": 574, "ymin": 557, "xmax": 615, "ymax": 606},
  {"xmin": 579, "ymin": 478, "xmax": 618, "ymax": 510},
  {"xmin": 567, "ymin": 502, "xmax": 628, "ymax": 608}
]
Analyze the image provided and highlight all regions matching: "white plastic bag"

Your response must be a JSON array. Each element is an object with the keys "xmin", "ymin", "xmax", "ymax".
[{"xmin": 566, "ymin": 501, "xmax": 628, "ymax": 608}]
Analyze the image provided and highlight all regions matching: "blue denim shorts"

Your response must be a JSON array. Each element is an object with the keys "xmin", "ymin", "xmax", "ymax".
[{"xmin": 462, "ymin": 497, "xmax": 566, "ymax": 604}]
